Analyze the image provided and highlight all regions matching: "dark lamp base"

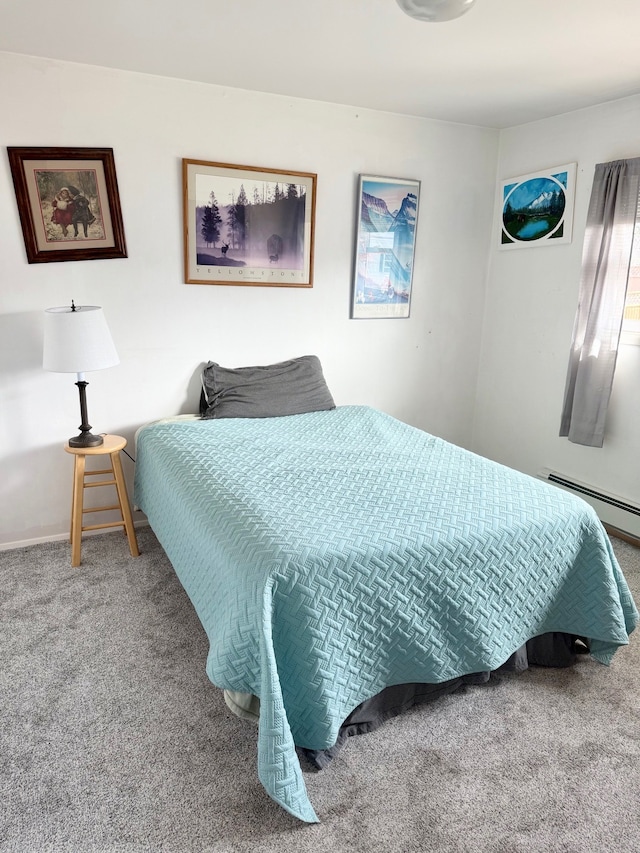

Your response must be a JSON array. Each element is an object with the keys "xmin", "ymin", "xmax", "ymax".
[
  {"xmin": 70, "ymin": 380, "xmax": 104, "ymax": 449},
  {"xmin": 69, "ymin": 432, "xmax": 104, "ymax": 448}
]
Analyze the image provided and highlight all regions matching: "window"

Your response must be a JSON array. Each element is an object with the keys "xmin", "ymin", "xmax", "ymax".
[{"xmin": 622, "ymin": 214, "xmax": 640, "ymax": 344}]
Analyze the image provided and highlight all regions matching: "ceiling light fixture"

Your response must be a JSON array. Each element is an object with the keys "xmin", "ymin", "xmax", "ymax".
[{"xmin": 396, "ymin": 0, "xmax": 476, "ymax": 22}]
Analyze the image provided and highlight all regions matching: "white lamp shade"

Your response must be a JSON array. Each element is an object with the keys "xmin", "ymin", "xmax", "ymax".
[
  {"xmin": 396, "ymin": 0, "xmax": 476, "ymax": 22},
  {"xmin": 43, "ymin": 305, "xmax": 119, "ymax": 374}
]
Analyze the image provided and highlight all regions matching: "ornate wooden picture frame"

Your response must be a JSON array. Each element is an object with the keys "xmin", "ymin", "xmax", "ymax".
[{"xmin": 8, "ymin": 146, "xmax": 127, "ymax": 263}]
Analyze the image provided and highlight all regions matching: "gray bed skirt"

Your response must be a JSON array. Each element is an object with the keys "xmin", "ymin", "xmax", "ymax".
[{"xmin": 225, "ymin": 632, "xmax": 589, "ymax": 770}]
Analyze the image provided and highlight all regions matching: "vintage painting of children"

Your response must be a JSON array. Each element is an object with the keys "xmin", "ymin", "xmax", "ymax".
[
  {"xmin": 8, "ymin": 147, "xmax": 127, "ymax": 263},
  {"xmin": 35, "ymin": 169, "xmax": 105, "ymax": 242}
]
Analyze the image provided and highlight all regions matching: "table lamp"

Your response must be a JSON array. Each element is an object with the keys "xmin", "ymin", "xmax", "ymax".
[{"xmin": 43, "ymin": 301, "xmax": 119, "ymax": 448}]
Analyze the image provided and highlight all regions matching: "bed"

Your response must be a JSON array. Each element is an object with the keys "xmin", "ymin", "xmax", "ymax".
[{"xmin": 134, "ymin": 401, "xmax": 638, "ymax": 823}]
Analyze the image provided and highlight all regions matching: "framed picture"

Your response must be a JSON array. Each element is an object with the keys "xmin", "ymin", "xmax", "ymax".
[
  {"xmin": 351, "ymin": 175, "xmax": 420, "ymax": 319},
  {"xmin": 7, "ymin": 147, "xmax": 127, "ymax": 263},
  {"xmin": 499, "ymin": 163, "xmax": 576, "ymax": 249},
  {"xmin": 183, "ymin": 159, "xmax": 317, "ymax": 287}
]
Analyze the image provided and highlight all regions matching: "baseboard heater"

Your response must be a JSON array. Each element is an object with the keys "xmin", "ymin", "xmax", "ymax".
[{"xmin": 538, "ymin": 469, "xmax": 640, "ymax": 541}]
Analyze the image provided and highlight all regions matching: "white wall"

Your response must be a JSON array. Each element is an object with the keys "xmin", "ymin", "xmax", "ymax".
[
  {"xmin": 0, "ymin": 52, "xmax": 499, "ymax": 547},
  {"xmin": 474, "ymin": 95, "xmax": 640, "ymax": 532}
]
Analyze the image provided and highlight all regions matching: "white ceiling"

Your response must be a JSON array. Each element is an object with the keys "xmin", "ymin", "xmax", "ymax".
[{"xmin": 2, "ymin": 0, "xmax": 640, "ymax": 128}]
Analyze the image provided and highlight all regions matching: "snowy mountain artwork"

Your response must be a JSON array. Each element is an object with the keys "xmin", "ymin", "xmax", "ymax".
[
  {"xmin": 499, "ymin": 163, "xmax": 576, "ymax": 249},
  {"xmin": 352, "ymin": 175, "xmax": 420, "ymax": 319}
]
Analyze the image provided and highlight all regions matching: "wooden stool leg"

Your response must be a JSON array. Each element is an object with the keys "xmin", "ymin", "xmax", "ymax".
[
  {"xmin": 111, "ymin": 450, "xmax": 140, "ymax": 558},
  {"xmin": 70, "ymin": 459, "xmax": 76, "ymax": 543},
  {"xmin": 71, "ymin": 454, "xmax": 86, "ymax": 567}
]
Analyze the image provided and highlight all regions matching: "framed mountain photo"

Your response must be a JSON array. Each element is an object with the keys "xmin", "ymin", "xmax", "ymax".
[
  {"xmin": 351, "ymin": 175, "xmax": 420, "ymax": 319},
  {"xmin": 499, "ymin": 163, "xmax": 576, "ymax": 249}
]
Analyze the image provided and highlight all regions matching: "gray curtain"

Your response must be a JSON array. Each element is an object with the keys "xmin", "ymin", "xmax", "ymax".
[{"xmin": 559, "ymin": 157, "xmax": 640, "ymax": 447}]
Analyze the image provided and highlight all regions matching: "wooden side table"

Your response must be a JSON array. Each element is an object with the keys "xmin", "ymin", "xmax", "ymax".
[{"xmin": 65, "ymin": 434, "xmax": 140, "ymax": 567}]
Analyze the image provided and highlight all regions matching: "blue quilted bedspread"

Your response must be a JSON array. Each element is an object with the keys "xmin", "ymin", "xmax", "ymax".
[{"xmin": 134, "ymin": 406, "xmax": 638, "ymax": 822}]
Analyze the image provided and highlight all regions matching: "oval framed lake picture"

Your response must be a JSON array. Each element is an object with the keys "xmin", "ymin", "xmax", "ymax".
[{"xmin": 499, "ymin": 163, "xmax": 576, "ymax": 249}]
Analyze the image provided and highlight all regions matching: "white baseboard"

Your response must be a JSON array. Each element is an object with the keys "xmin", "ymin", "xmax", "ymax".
[{"xmin": 0, "ymin": 518, "xmax": 149, "ymax": 552}]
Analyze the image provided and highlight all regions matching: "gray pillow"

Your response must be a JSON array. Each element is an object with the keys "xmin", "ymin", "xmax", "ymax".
[{"xmin": 200, "ymin": 355, "xmax": 336, "ymax": 419}]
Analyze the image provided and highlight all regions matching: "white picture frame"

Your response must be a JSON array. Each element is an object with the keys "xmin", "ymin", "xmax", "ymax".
[{"xmin": 498, "ymin": 163, "xmax": 576, "ymax": 249}]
